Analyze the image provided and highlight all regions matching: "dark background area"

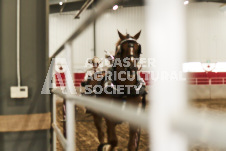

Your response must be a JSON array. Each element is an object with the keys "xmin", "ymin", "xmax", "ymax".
[{"xmin": 0, "ymin": 0, "xmax": 50, "ymax": 151}]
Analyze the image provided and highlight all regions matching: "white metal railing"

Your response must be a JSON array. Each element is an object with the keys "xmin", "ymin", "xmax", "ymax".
[
  {"xmin": 148, "ymin": 0, "xmax": 226, "ymax": 151},
  {"xmin": 52, "ymin": 88, "xmax": 148, "ymax": 129},
  {"xmin": 50, "ymin": 0, "xmax": 121, "ymax": 151},
  {"xmin": 172, "ymin": 108, "xmax": 226, "ymax": 149},
  {"xmin": 148, "ymin": 0, "xmax": 187, "ymax": 151},
  {"xmin": 50, "ymin": 0, "xmax": 226, "ymax": 151},
  {"xmin": 189, "ymin": 77, "xmax": 226, "ymax": 85},
  {"xmin": 50, "ymin": 0, "xmax": 121, "ymax": 60},
  {"xmin": 52, "ymin": 89, "xmax": 226, "ymax": 151}
]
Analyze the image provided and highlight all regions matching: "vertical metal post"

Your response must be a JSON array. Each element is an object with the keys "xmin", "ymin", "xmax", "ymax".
[
  {"xmin": 16, "ymin": 0, "xmax": 21, "ymax": 87},
  {"xmin": 65, "ymin": 42, "xmax": 76, "ymax": 151},
  {"xmin": 147, "ymin": 0, "xmax": 187, "ymax": 151},
  {"xmin": 53, "ymin": 94, "xmax": 57, "ymax": 151},
  {"xmin": 65, "ymin": 42, "xmax": 76, "ymax": 95},
  {"xmin": 66, "ymin": 101, "xmax": 75, "ymax": 151},
  {"xmin": 50, "ymin": 59, "xmax": 57, "ymax": 151},
  {"xmin": 93, "ymin": 20, "xmax": 96, "ymax": 56},
  {"xmin": 92, "ymin": 1, "xmax": 96, "ymax": 57}
]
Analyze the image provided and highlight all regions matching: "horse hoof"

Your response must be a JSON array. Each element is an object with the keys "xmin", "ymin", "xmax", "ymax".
[{"xmin": 98, "ymin": 143, "xmax": 111, "ymax": 151}]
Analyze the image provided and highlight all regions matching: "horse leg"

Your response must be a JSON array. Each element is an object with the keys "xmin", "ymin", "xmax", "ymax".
[
  {"xmin": 93, "ymin": 113, "xmax": 105, "ymax": 144},
  {"xmin": 128, "ymin": 125, "xmax": 140, "ymax": 151},
  {"xmin": 106, "ymin": 119, "xmax": 118, "ymax": 151}
]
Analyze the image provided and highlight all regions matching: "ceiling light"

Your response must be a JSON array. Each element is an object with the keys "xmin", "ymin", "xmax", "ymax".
[
  {"xmin": 59, "ymin": 1, "xmax": 63, "ymax": 5},
  {"xmin": 113, "ymin": 5, "xmax": 118, "ymax": 11},
  {"xmin": 184, "ymin": 0, "xmax": 189, "ymax": 5}
]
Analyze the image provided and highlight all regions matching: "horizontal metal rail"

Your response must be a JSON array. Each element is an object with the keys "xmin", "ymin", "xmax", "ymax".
[
  {"xmin": 52, "ymin": 87, "xmax": 226, "ymax": 149},
  {"xmin": 74, "ymin": 0, "xmax": 94, "ymax": 19},
  {"xmin": 50, "ymin": 0, "xmax": 121, "ymax": 59},
  {"xmin": 49, "ymin": 0, "xmax": 84, "ymax": 6},
  {"xmin": 52, "ymin": 88, "xmax": 149, "ymax": 130},
  {"xmin": 189, "ymin": 77, "xmax": 226, "ymax": 85},
  {"xmin": 172, "ymin": 108, "xmax": 226, "ymax": 149}
]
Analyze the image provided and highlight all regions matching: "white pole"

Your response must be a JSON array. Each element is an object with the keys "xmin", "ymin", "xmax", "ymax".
[
  {"xmin": 147, "ymin": 0, "xmax": 187, "ymax": 151},
  {"xmin": 66, "ymin": 101, "xmax": 75, "ymax": 151},
  {"xmin": 17, "ymin": 0, "xmax": 21, "ymax": 87},
  {"xmin": 65, "ymin": 42, "xmax": 76, "ymax": 95},
  {"xmin": 53, "ymin": 94, "xmax": 57, "ymax": 151},
  {"xmin": 65, "ymin": 42, "xmax": 76, "ymax": 151},
  {"xmin": 52, "ymin": 88, "xmax": 149, "ymax": 129}
]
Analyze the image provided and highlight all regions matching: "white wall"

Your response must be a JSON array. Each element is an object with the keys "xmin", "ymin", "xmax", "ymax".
[
  {"xmin": 49, "ymin": 6, "xmax": 147, "ymax": 71},
  {"xmin": 49, "ymin": 11, "xmax": 94, "ymax": 71},
  {"xmin": 95, "ymin": 6, "xmax": 147, "ymax": 60},
  {"xmin": 49, "ymin": 3, "xmax": 226, "ymax": 69},
  {"xmin": 186, "ymin": 2, "xmax": 226, "ymax": 62}
]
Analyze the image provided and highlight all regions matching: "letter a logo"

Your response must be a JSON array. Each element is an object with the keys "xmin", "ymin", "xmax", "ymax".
[{"xmin": 41, "ymin": 58, "xmax": 76, "ymax": 95}]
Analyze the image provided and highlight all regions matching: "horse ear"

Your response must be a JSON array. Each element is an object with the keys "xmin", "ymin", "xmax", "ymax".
[
  {"xmin": 118, "ymin": 30, "xmax": 126, "ymax": 40},
  {"xmin": 133, "ymin": 30, "xmax": 141, "ymax": 40}
]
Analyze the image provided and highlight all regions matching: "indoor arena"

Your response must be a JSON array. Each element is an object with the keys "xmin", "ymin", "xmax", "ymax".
[{"xmin": 1, "ymin": 0, "xmax": 226, "ymax": 151}]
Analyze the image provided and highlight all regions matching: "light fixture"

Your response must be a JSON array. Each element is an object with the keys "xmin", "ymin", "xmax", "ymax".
[
  {"xmin": 113, "ymin": 5, "xmax": 118, "ymax": 10},
  {"xmin": 59, "ymin": 1, "xmax": 63, "ymax": 5},
  {"xmin": 184, "ymin": 0, "xmax": 189, "ymax": 5}
]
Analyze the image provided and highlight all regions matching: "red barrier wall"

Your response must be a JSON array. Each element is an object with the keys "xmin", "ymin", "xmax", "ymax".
[{"xmin": 55, "ymin": 72, "xmax": 226, "ymax": 87}]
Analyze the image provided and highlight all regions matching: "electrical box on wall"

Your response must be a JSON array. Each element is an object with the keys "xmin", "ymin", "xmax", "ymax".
[{"xmin": 10, "ymin": 86, "xmax": 28, "ymax": 98}]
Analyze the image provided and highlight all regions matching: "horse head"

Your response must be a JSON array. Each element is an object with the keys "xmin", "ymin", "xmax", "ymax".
[{"xmin": 115, "ymin": 30, "xmax": 142, "ymax": 75}]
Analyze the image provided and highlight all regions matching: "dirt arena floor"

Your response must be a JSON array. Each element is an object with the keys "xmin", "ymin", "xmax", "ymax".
[
  {"xmin": 56, "ymin": 99, "xmax": 149, "ymax": 151},
  {"xmin": 55, "ymin": 99, "xmax": 226, "ymax": 151},
  {"xmin": 189, "ymin": 99, "xmax": 226, "ymax": 151}
]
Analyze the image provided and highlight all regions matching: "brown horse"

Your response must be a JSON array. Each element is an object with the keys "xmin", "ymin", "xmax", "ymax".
[{"xmin": 84, "ymin": 31, "xmax": 146, "ymax": 151}]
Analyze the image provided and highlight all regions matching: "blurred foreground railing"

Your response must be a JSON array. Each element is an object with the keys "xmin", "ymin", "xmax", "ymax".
[
  {"xmin": 49, "ymin": 0, "xmax": 226, "ymax": 150},
  {"xmin": 52, "ymin": 87, "xmax": 226, "ymax": 151},
  {"xmin": 51, "ymin": 88, "xmax": 148, "ymax": 151}
]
